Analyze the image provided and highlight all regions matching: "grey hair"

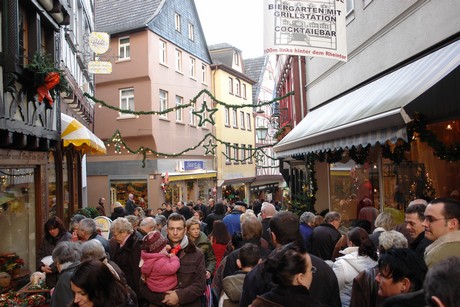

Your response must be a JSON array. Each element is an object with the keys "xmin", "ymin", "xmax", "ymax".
[
  {"xmin": 324, "ymin": 211, "xmax": 341, "ymax": 223},
  {"xmin": 111, "ymin": 217, "xmax": 133, "ymax": 234},
  {"xmin": 52, "ymin": 241, "xmax": 81, "ymax": 264},
  {"xmin": 261, "ymin": 202, "xmax": 277, "ymax": 217},
  {"xmin": 140, "ymin": 217, "xmax": 156, "ymax": 228},
  {"xmin": 374, "ymin": 212, "xmax": 394, "ymax": 230},
  {"xmin": 125, "ymin": 215, "xmax": 141, "ymax": 228},
  {"xmin": 70, "ymin": 214, "xmax": 86, "ymax": 229},
  {"xmin": 378, "ymin": 230, "xmax": 408, "ymax": 252},
  {"xmin": 79, "ymin": 218, "xmax": 97, "ymax": 235},
  {"xmin": 155, "ymin": 215, "xmax": 167, "ymax": 227},
  {"xmin": 300, "ymin": 212, "xmax": 316, "ymax": 225},
  {"xmin": 81, "ymin": 239, "xmax": 106, "ymax": 261}
]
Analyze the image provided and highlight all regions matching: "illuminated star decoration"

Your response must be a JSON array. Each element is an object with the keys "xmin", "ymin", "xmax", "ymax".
[
  {"xmin": 192, "ymin": 100, "xmax": 218, "ymax": 127},
  {"xmin": 254, "ymin": 150, "xmax": 264, "ymax": 164},
  {"xmin": 203, "ymin": 139, "xmax": 217, "ymax": 155}
]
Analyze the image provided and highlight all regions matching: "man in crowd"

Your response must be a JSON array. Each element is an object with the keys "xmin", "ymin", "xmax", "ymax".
[
  {"xmin": 140, "ymin": 213, "xmax": 206, "ymax": 306},
  {"xmin": 260, "ymin": 202, "xmax": 277, "ymax": 249},
  {"xmin": 177, "ymin": 200, "xmax": 193, "ymax": 219},
  {"xmin": 223, "ymin": 201, "xmax": 247, "ymax": 236},
  {"xmin": 125, "ymin": 193, "xmax": 136, "ymax": 215},
  {"xmin": 310, "ymin": 211, "xmax": 342, "ymax": 260},
  {"xmin": 422, "ymin": 198, "xmax": 460, "ymax": 268},
  {"xmin": 375, "ymin": 248, "xmax": 427, "ymax": 306},
  {"xmin": 77, "ymin": 218, "xmax": 111, "ymax": 258},
  {"xmin": 424, "ymin": 256, "xmax": 460, "ymax": 307},
  {"xmin": 136, "ymin": 216, "xmax": 156, "ymax": 239},
  {"xmin": 239, "ymin": 211, "xmax": 341, "ymax": 307},
  {"xmin": 207, "ymin": 198, "xmax": 216, "ymax": 216},
  {"xmin": 404, "ymin": 199, "xmax": 431, "ymax": 259},
  {"xmin": 95, "ymin": 197, "xmax": 106, "ymax": 216}
]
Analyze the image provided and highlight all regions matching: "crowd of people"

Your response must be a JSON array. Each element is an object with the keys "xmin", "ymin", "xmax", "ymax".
[{"xmin": 36, "ymin": 196, "xmax": 460, "ymax": 307}]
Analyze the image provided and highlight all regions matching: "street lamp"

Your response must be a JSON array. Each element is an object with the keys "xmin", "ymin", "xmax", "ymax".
[{"xmin": 256, "ymin": 125, "xmax": 268, "ymax": 141}]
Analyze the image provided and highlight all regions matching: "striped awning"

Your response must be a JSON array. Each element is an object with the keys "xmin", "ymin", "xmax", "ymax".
[
  {"xmin": 61, "ymin": 113, "xmax": 106, "ymax": 154},
  {"xmin": 274, "ymin": 39, "xmax": 460, "ymax": 158}
]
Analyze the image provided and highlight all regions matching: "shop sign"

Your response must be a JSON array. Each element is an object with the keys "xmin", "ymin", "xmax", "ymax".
[
  {"xmin": 183, "ymin": 161, "xmax": 204, "ymax": 171},
  {"xmin": 88, "ymin": 61, "xmax": 112, "ymax": 74},
  {"xmin": 88, "ymin": 32, "xmax": 110, "ymax": 54}
]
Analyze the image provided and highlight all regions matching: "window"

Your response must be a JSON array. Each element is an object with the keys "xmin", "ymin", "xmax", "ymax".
[
  {"xmin": 175, "ymin": 49, "xmax": 182, "ymax": 72},
  {"xmin": 175, "ymin": 13, "xmax": 181, "ymax": 32},
  {"xmin": 159, "ymin": 90, "xmax": 168, "ymax": 118},
  {"xmin": 248, "ymin": 145, "xmax": 253, "ymax": 163},
  {"xmin": 235, "ymin": 80, "xmax": 241, "ymax": 96},
  {"xmin": 159, "ymin": 40, "xmax": 167, "ymax": 64},
  {"xmin": 224, "ymin": 108, "xmax": 230, "ymax": 126},
  {"xmin": 229, "ymin": 77, "xmax": 234, "ymax": 94},
  {"xmin": 232, "ymin": 109, "xmax": 238, "ymax": 128},
  {"xmin": 346, "ymin": 0, "xmax": 354, "ymax": 14},
  {"xmin": 240, "ymin": 111, "xmax": 245, "ymax": 129},
  {"xmin": 246, "ymin": 113, "xmax": 252, "ymax": 130},
  {"xmin": 225, "ymin": 145, "xmax": 231, "ymax": 164},
  {"xmin": 119, "ymin": 37, "xmax": 130, "ymax": 60},
  {"xmin": 176, "ymin": 95, "xmax": 183, "ymax": 122},
  {"xmin": 233, "ymin": 52, "xmax": 239, "ymax": 65},
  {"xmin": 190, "ymin": 57, "xmax": 196, "ymax": 78},
  {"xmin": 188, "ymin": 23, "xmax": 194, "ymax": 41},
  {"xmin": 120, "ymin": 88, "xmax": 134, "ymax": 112},
  {"xmin": 241, "ymin": 144, "xmax": 246, "ymax": 162},
  {"xmin": 201, "ymin": 64, "xmax": 207, "ymax": 83},
  {"xmin": 242, "ymin": 84, "xmax": 247, "ymax": 99},
  {"xmin": 233, "ymin": 144, "xmax": 239, "ymax": 163},
  {"xmin": 189, "ymin": 106, "xmax": 196, "ymax": 125}
]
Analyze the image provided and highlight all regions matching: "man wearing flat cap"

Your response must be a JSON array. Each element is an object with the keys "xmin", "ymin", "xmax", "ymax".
[{"xmin": 223, "ymin": 201, "xmax": 247, "ymax": 236}]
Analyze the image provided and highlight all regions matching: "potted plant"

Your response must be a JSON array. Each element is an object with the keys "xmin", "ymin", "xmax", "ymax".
[
  {"xmin": 0, "ymin": 253, "xmax": 24, "ymax": 276},
  {"xmin": 24, "ymin": 52, "xmax": 69, "ymax": 108}
]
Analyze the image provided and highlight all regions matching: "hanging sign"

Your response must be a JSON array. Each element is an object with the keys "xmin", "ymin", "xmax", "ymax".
[
  {"xmin": 89, "ymin": 32, "xmax": 110, "ymax": 54},
  {"xmin": 264, "ymin": 0, "xmax": 348, "ymax": 62}
]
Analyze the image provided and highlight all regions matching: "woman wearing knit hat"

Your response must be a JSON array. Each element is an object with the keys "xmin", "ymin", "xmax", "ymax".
[{"xmin": 140, "ymin": 231, "xmax": 180, "ymax": 297}]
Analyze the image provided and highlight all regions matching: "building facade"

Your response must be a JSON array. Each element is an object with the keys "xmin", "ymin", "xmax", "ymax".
[
  {"xmin": 0, "ymin": 0, "xmax": 97, "ymax": 273},
  {"xmin": 274, "ymin": 0, "xmax": 460, "ymax": 223},
  {"xmin": 87, "ymin": 0, "xmax": 214, "ymax": 211},
  {"xmin": 245, "ymin": 55, "xmax": 284, "ymax": 203},
  {"xmin": 209, "ymin": 44, "xmax": 256, "ymax": 203}
]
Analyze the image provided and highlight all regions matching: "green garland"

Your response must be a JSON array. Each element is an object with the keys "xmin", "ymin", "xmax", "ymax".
[
  {"xmin": 85, "ymin": 90, "xmax": 294, "ymax": 117},
  {"xmin": 409, "ymin": 113, "xmax": 460, "ymax": 162},
  {"xmin": 108, "ymin": 129, "xmax": 277, "ymax": 167}
]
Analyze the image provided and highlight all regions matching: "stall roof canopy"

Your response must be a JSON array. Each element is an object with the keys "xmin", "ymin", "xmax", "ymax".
[
  {"xmin": 61, "ymin": 113, "xmax": 107, "ymax": 154},
  {"xmin": 274, "ymin": 39, "xmax": 460, "ymax": 158}
]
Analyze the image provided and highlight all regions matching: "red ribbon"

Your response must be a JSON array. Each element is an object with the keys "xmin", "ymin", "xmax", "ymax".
[
  {"xmin": 170, "ymin": 244, "xmax": 181, "ymax": 255},
  {"xmin": 37, "ymin": 72, "xmax": 60, "ymax": 106}
]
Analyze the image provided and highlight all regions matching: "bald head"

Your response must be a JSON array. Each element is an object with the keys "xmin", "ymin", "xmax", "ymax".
[{"xmin": 139, "ymin": 217, "xmax": 156, "ymax": 233}]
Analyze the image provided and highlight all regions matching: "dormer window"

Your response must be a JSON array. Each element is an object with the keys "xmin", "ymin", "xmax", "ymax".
[{"xmin": 233, "ymin": 51, "xmax": 239, "ymax": 65}]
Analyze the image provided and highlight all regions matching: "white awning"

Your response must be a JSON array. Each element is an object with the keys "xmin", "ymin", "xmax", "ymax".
[
  {"xmin": 61, "ymin": 113, "xmax": 106, "ymax": 154},
  {"xmin": 274, "ymin": 39, "xmax": 460, "ymax": 158}
]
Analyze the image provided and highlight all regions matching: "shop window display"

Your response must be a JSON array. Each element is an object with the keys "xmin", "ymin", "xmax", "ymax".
[
  {"xmin": 0, "ymin": 168, "xmax": 36, "ymax": 278},
  {"xmin": 110, "ymin": 180, "xmax": 148, "ymax": 209}
]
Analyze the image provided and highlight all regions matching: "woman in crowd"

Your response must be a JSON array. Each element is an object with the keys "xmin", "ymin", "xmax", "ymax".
[
  {"xmin": 369, "ymin": 212, "xmax": 394, "ymax": 248},
  {"xmin": 251, "ymin": 244, "xmax": 325, "ymax": 307},
  {"xmin": 109, "ymin": 217, "xmax": 142, "ymax": 304},
  {"xmin": 331, "ymin": 227, "xmax": 378, "ymax": 307},
  {"xmin": 36, "ymin": 216, "xmax": 72, "ymax": 288},
  {"xmin": 208, "ymin": 220, "xmax": 231, "ymax": 271},
  {"xmin": 70, "ymin": 260, "xmax": 136, "ymax": 307},
  {"xmin": 187, "ymin": 217, "xmax": 216, "ymax": 280},
  {"xmin": 204, "ymin": 203, "xmax": 226, "ymax": 235},
  {"xmin": 193, "ymin": 210, "xmax": 208, "ymax": 234},
  {"xmin": 50, "ymin": 241, "xmax": 82, "ymax": 307}
]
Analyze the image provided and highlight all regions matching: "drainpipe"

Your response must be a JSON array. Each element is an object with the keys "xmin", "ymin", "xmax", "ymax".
[{"xmin": 298, "ymin": 56, "xmax": 305, "ymax": 119}]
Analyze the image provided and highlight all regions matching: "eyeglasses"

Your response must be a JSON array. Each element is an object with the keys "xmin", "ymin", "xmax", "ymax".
[
  {"xmin": 424, "ymin": 216, "xmax": 448, "ymax": 223},
  {"xmin": 308, "ymin": 266, "xmax": 317, "ymax": 274}
]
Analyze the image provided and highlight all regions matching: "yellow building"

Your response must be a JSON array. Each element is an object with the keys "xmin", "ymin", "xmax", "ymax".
[{"xmin": 209, "ymin": 44, "xmax": 256, "ymax": 203}]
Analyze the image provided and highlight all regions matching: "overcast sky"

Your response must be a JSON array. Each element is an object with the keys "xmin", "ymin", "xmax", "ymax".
[{"xmin": 194, "ymin": 0, "xmax": 264, "ymax": 59}]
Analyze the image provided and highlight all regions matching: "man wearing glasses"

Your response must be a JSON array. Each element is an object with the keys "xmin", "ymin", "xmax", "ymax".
[{"xmin": 422, "ymin": 198, "xmax": 460, "ymax": 268}]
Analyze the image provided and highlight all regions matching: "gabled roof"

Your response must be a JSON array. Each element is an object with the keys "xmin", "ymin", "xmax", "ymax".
[
  {"xmin": 209, "ymin": 43, "xmax": 242, "ymax": 66},
  {"xmin": 95, "ymin": 0, "xmax": 211, "ymax": 64},
  {"xmin": 244, "ymin": 56, "xmax": 267, "ymax": 104},
  {"xmin": 95, "ymin": 0, "xmax": 163, "ymax": 34}
]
